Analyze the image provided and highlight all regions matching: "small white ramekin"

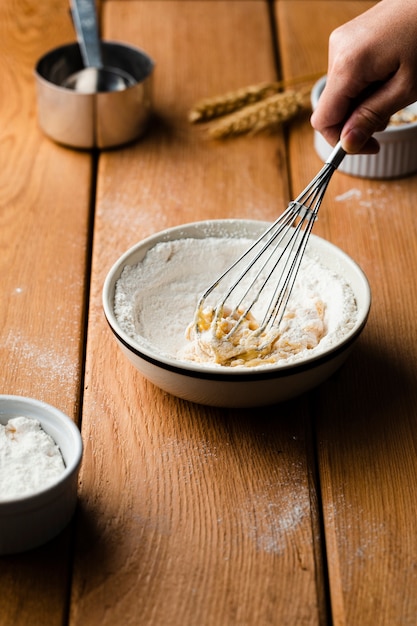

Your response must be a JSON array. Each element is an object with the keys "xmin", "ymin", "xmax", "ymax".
[
  {"xmin": 0, "ymin": 395, "xmax": 83, "ymax": 554},
  {"xmin": 311, "ymin": 76, "xmax": 417, "ymax": 179}
]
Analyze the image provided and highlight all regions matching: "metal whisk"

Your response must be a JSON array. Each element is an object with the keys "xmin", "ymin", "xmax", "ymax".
[{"xmin": 195, "ymin": 141, "xmax": 346, "ymax": 344}]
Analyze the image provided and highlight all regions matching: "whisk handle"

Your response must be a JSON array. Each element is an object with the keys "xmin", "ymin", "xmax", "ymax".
[{"xmin": 325, "ymin": 141, "xmax": 346, "ymax": 169}]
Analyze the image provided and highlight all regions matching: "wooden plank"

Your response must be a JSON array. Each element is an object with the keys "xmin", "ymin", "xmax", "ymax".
[
  {"xmin": 70, "ymin": 1, "xmax": 326, "ymax": 624},
  {"xmin": 0, "ymin": 0, "xmax": 93, "ymax": 624},
  {"xmin": 277, "ymin": 2, "xmax": 417, "ymax": 624},
  {"xmin": 0, "ymin": 0, "xmax": 92, "ymax": 411},
  {"xmin": 277, "ymin": 0, "xmax": 376, "ymax": 209}
]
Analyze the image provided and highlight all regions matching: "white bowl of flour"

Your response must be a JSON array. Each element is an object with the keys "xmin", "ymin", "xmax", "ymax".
[
  {"xmin": 0, "ymin": 395, "xmax": 83, "ymax": 554},
  {"xmin": 103, "ymin": 219, "xmax": 371, "ymax": 407}
]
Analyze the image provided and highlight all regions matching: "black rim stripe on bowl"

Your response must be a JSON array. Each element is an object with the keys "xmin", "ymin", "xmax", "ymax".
[{"xmin": 106, "ymin": 317, "xmax": 369, "ymax": 383}]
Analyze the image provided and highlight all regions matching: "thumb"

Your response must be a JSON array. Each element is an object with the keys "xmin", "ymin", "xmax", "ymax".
[{"xmin": 340, "ymin": 81, "xmax": 415, "ymax": 153}]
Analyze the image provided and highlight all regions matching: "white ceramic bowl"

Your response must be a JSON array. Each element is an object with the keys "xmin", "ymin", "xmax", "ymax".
[
  {"xmin": 0, "ymin": 396, "xmax": 83, "ymax": 554},
  {"xmin": 311, "ymin": 76, "xmax": 417, "ymax": 179},
  {"xmin": 103, "ymin": 220, "xmax": 371, "ymax": 408}
]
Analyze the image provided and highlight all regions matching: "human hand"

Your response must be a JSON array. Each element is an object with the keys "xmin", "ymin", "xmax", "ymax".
[{"xmin": 310, "ymin": 0, "xmax": 417, "ymax": 154}]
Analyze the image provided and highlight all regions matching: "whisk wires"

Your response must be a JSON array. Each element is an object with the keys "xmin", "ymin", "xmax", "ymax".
[{"xmin": 195, "ymin": 142, "xmax": 346, "ymax": 343}]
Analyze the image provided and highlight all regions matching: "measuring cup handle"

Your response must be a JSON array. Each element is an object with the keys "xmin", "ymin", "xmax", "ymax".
[{"xmin": 70, "ymin": 0, "xmax": 103, "ymax": 69}]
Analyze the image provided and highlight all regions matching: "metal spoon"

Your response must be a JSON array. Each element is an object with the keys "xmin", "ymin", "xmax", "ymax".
[{"xmin": 63, "ymin": 0, "xmax": 135, "ymax": 93}]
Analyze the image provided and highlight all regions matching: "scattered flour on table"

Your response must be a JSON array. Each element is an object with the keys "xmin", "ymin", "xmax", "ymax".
[
  {"xmin": 0, "ymin": 417, "xmax": 65, "ymax": 500},
  {"xmin": 335, "ymin": 184, "xmax": 402, "ymax": 212},
  {"xmin": 113, "ymin": 237, "xmax": 358, "ymax": 368},
  {"xmin": 335, "ymin": 188, "xmax": 362, "ymax": 202}
]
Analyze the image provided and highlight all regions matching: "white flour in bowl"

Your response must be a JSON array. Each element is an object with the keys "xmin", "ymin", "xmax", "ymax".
[
  {"xmin": 0, "ymin": 416, "xmax": 65, "ymax": 500},
  {"xmin": 114, "ymin": 237, "xmax": 358, "ymax": 368}
]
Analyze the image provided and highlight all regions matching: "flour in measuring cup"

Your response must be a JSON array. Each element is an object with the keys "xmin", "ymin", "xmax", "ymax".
[
  {"xmin": 114, "ymin": 236, "xmax": 358, "ymax": 368},
  {"xmin": 0, "ymin": 416, "xmax": 65, "ymax": 500}
]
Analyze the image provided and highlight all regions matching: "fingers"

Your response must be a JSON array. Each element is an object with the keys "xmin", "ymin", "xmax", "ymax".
[
  {"xmin": 312, "ymin": 73, "xmax": 417, "ymax": 153},
  {"xmin": 310, "ymin": 0, "xmax": 417, "ymax": 154},
  {"xmin": 339, "ymin": 130, "xmax": 380, "ymax": 155},
  {"xmin": 339, "ymin": 88, "xmax": 394, "ymax": 153}
]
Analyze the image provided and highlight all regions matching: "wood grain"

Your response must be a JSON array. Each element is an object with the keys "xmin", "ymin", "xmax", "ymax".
[
  {"xmin": 0, "ymin": 0, "xmax": 91, "ymax": 414},
  {"xmin": 0, "ymin": 0, "xmax": 92, "ymax": 624},
  {"xmin": 70, "ymin": 2, "xmax": 326, "ymax": 625},
  {"xmin": 278, "ymin": 2, "xmax": 417, "ymax": 624},
  {"xmin": 3, "ymin": 1, "xmax": 416, "ymax": 624}
]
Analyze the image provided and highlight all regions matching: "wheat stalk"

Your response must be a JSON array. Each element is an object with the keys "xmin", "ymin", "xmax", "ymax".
[
  {"xmin": 206, "ymin": 88, "xmax": 310, "ymax": 139},
  {"xmin": 189, "ymin": 72, "xmax": 322, "ymax": 124},
  {"xmin": 189, "ymin": 82, "xmax": 280, "ymax": 123}
]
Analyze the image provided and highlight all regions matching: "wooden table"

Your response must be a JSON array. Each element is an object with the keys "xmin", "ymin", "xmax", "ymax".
[{"xmin": 2, "ymin": 1, "xmax": 417, "ymax": 624}]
